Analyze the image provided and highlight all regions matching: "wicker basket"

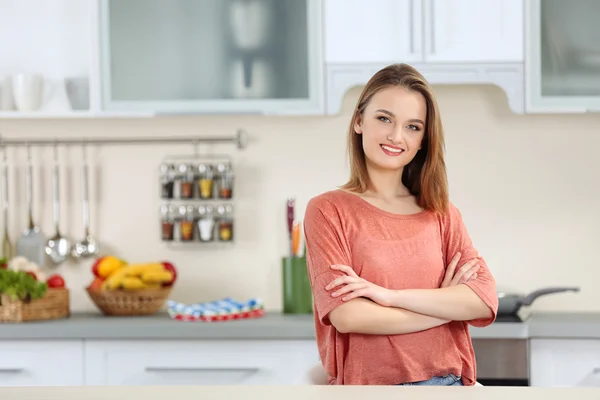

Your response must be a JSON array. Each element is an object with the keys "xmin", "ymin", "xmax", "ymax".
[
  {"xmin": 0, "ymin": 288, "xmax": 70, "ymax": 323},
  {"xmin": 86, "ymin": 286, "xmax": 172, "ymax": 316}
]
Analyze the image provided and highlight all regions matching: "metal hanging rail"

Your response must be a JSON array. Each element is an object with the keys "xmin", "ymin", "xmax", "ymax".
[{"xmin": 0, "ymin": 129, "xmax": 248, "ymax": 149}]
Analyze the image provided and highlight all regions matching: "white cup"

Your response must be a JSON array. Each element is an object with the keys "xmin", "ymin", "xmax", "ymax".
[{"xmin": 12, "ymin": 73, "xmax": 54, "ymax": 112}]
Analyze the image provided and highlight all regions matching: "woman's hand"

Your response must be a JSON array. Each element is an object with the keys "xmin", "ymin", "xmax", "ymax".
[
  {"xmin": 440, "ymin": 252, "xmax": 480, "ymax": 288},
  {"xmin": 325, "ymin": 264, "xmax": 395, "ymax": 306}
]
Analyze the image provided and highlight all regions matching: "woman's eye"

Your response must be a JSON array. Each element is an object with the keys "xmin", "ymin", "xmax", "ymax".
[
  {"xmin": 377, "ymin": 116, "xmax": 391, "ymax": 123},
  {"xmin": 407, "ymin": 124, "xmax": 420, "ymax": 131}
]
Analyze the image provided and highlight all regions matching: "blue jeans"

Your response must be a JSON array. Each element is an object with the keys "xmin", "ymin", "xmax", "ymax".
[{"xmin": 398, "ymin": 374, "xmax": 463, "ymax": 386}]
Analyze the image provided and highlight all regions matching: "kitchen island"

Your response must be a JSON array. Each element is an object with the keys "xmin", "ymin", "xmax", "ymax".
[{"xmin": 0, "ymin": 385, "xmax": 598, "ymax": 400}]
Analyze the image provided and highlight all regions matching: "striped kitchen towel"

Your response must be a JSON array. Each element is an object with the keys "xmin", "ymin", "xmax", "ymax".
[{"xmin": 166, "ymin": 297, "xmax": 265, "ymax": 322}]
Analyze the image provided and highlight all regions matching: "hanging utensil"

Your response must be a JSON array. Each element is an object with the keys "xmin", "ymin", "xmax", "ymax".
[
  {"xmin": 1, "ymin": 144, "xmax": 13, "ymax": 260},
  {"xmin": 16, "ymin": 144, "xmax": 46, "ymax": 266},
  {"xmin": 71, "ymin": 142, "xmax": 99, "ymax": 258},
  {"xmin": 45, "ymin": 142, "xmax": 70, "ymax": 265}
]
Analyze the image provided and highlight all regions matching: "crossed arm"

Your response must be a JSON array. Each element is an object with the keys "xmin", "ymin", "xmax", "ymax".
[
  {"xmin": 303, "ymin": 198, "xmax": 498, "ymax": 337},
  {"xmin": 326, "ymin": 255, "xmax": 492, "ymax": 335}
]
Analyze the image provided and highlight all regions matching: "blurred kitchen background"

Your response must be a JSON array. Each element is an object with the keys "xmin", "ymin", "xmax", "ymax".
[{"xmin": 1, "ymin": 0, "xmax": 600, "ymax": 389}]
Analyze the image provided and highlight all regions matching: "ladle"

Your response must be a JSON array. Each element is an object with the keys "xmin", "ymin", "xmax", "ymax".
[
  {"xmin": 71, "ymin": 142, "xmax": 99, "ymax": 258},
  {"xmin": 45, "ymin": 142, "xmax": 70, "ymax": 265}
]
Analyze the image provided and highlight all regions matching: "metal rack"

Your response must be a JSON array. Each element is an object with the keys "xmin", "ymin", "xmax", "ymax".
[{"xmin": 0, "ymin": 129, "xmax": 248, "ymax": 149}]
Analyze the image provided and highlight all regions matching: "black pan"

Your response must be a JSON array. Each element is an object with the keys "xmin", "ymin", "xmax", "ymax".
[{"xmin": 497, "ymin": 286, "xmax": 580, "ymax": 316}]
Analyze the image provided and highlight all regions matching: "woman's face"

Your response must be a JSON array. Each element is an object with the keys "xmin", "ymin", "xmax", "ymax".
[{"xmin": 354, "ymin": 86, "xmax": 427, "ymax": 173}]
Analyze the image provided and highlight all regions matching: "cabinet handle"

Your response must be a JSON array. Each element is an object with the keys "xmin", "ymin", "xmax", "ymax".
[
  {"xmin": 145, "ymin": 367, "xmax": 260, "ymax": 373},
  {"xmin": 409, "ymin": 0, "xmax": 415, "ymax": 54},
  {"xmin": 429, "ymin": 0, "xmax": 435, "ymax": 54},
  {"xmin": 0, "ymin": 368, "xmax": 24, "ymax": 373}
]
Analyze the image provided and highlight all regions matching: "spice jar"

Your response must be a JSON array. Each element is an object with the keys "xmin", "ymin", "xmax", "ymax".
[
  {"xmin": 178, "ymin": 205, "xmax": 195, "ymax": 241},
  {"xmin": 196, "ymin": 163, "xmax": 214, "ymax": 199},
  {"xmin": 160, "ymin": 204, "xmax": 175, "ymax": 241},
  {"xmin": 196, "ymin": 205, "xmax": 215, "ymax": 242},
  {"xmin": 159, "ymin": 163, "xmax": 175, "ymax": 199},
  {"xmin": 177, "ymin": 163, "xmax": 194, "ymax": 199},
  {"xmin": 218, "ymin": 170, "xmax": 234, "ymax": 199},
  {"xmin": 217, "ymin": 204, "xmax": 234, "ymax": 242}
]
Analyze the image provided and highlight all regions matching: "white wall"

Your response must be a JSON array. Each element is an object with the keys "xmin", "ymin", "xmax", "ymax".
[{"xmin": 0, "ymin": 84, "xmax": 597, "ymax": 313}]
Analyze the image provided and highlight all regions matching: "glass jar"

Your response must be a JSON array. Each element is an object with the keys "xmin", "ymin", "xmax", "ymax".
[
  {"xmin": 178, "ymin": 205, "xmax": 195, "ymax": 241},
  {"xmin": 218, "ymin": 170, "xmax": 234, "ymax": 199},
  {"xmin": 160, "ymin": 204, "xmax": 175, "ymax": 241},
  {"xmin": 159, "ymin": 163, "xmax": 175, "ymax": 199},
  {"xmin": 217, "ymin": 204, "xmax": 234, "ymax": 242},
  {"xmin": 196, "ymin": 205, "xmax": 215, "ymax": 242},
  {"xmin": 197, "ymin": 163, "xmax": 214, "ymax": 199},
  {"xmin": 177, "ymin": 163, "xmax": 194, "ymax": 199}
]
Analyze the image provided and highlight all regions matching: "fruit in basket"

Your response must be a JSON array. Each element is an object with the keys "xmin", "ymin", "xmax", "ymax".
[
  {"xmin": 100, "ymin": 262, "xmax": 175, "ymax": 291},
  {"xmin": 160, "ymin": 261, "xmax": 177, "ymax": 286},
  {"xmin": 92, "ymin": 256, "xmax": 127, "ymax": 278},
  {"xmin": 46, "ymin": 274, "xmax": 65, "ymax": 289},
  {"xmin": 88, "ymin": 277, "xmax": 104, "ymax": 292}
]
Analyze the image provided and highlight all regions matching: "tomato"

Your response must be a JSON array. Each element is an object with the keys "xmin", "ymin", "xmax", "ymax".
[
  {"xmin": 25, "ymin": 271, "xmax": 37, "ymax": 280},
  {"xmin": 46, "ymin": 274, "xmax": 65, "ymax": 288},
  {"xmin": 161, "ymin": 261, "xmax": 177, "ymax": 286}
]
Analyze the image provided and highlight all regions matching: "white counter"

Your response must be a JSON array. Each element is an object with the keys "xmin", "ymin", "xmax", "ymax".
[{"xmin": 0, "ymin": 385, "xmax": 598, "ymax": 400}]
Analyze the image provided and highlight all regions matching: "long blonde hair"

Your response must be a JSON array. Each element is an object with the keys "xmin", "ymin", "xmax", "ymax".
[{"xmin": 341, "ymin": 63, "xmax": 449, "ymax": 215}]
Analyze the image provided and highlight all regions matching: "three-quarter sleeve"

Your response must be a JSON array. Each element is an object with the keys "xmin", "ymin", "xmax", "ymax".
[
  {"xmin": 303, "ymin": 196, "xmax": 353, "ymax": 326},
  {"xmin": 441, "ymin": 203, "xmax": 498, "ymax": 327}
]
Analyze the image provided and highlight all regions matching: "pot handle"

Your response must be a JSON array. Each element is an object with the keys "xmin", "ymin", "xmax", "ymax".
[{"xmin": 520, "ymin": 287, "xmax": 580, "ymax": 306}]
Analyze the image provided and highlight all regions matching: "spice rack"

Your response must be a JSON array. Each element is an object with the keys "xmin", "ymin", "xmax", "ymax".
[{"xmin": 159, "ymin": 154, "xmax": 235, "ymax": 246}]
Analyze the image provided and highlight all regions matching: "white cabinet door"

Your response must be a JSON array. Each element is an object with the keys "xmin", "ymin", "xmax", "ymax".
[
  {"xmin": 530, "ymin": 339, "xmax": 600, "ymax": 387},
  {"xmin": 0, "ymin": 341, "xmax": 84, "ymax": 387},
  {"xmin": 423, "ymin": 0, "xmax": 524, "ymax": 62},
  {"xmin": 84, "ymin": 340, "xmax": 320, "ymax": 386},
  {"xmin": 324, "ymin": 0, "xmax": 422, "ymax": 64}
]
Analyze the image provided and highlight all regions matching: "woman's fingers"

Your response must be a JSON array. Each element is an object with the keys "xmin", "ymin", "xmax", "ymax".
[
  {"xmin": 451, "ymin": 259, "xmax": 479, "ymax": 286},
  {"xmin": 331, "ymin": 282, "xmax": 365, "ymax": 297},
  {"xmin": 325, "ymin": 275, "xmax": 357, "ymax": 290},
  {"xmin": 459, "ymin": 264, "xmax": 481, "ymax": 283},
  {"xmin": 330, "ymin": 264, "xmax": 358, "ymax": 277},
  {"xmin": 441, "ymin": 252, "xmax": 461, "ymax": 288}
]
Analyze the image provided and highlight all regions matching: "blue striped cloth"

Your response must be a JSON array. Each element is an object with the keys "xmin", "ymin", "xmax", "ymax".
[{"xmin": 166, "ymin": 297, "xmax": 263, "ymax": 318}]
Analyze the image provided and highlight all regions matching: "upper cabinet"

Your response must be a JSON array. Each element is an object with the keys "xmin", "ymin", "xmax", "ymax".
[
  {"xmin": 98, "ymin": 0, "xmax": 324, "ymax": 115},
  {"xmin": 324, "ymin": 0, "xmax": 523, "ymax": 65},
  {"xmin": 324, "ymin": 0, "xmax": 422, "ymax": 65},
  {"xmin": 424, "ymin": 0, "xmax": 523, "ymax": 63},
  {"xmin": 526, "ymin": 0, "xmax": 600, "ymax": 112}
]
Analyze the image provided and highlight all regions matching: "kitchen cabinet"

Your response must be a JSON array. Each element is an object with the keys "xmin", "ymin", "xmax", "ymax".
[
  {"xmin": 424, "ymin": 0, "xmax": 523, "ymax": 63},
  {"xmin": 98, "ymin": 0, "xmax": 324, "ymax": 115},
  {"xmin": 324, "ymin": 0, "xmax": 422, "ymax": 65},
  {"xmin": 84, "ymin": 339, "xmax": 320, "ymax": 386},
  {"xmin": 525, "ymin": 0, "xmax": 600, "ymax": 113},
  {"xmin": 0, "ymin": 0, "xmax": 97, "ymax": 118},
  {"xmin": 530, "ymin": 339, "xmax": 600, "ymax": 387},
  {"xmin": 324, "ymin": 0, "xmax": 523, "ymax": 65},
  {"xmin": 0, "ymin": 341, "xmax": 84, "ymax": 387}
]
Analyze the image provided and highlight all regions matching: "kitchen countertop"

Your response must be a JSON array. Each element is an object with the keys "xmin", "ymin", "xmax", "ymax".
[
  {"xmin": 0, "ymin": 385, "xmax": 599, "ymax": 400},
  {"xmin": 0, "ymin": 311, "xmax": 598, "ymax": 340}
]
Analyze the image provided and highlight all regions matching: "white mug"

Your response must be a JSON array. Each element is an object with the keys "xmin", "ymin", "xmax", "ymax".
[{"xmin": 12, "ymin": 73, "xmax": 54, "ymax": 112}]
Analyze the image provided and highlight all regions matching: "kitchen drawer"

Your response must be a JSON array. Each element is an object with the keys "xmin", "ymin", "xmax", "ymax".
[
  {"xmin": 84, "ymin": 340, "xmax": 319, "ymax": 386},
  {"xmin": 0, "ymin": 340, "xmax": 84, "ymax": 387},
  {"xmin": 530, "ymin": 339, "xmax": 600, "ymax": 387}
]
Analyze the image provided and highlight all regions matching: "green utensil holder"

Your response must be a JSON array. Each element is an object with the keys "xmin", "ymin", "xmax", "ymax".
[{"xmin": 282, "ymin": 256, "xmax": 313, "ymax": 314}]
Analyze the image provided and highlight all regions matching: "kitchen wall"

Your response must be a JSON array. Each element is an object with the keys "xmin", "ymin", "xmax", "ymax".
[{"xmin": 0, "ymin": 83, "xmax": 598, "ymax": 313}]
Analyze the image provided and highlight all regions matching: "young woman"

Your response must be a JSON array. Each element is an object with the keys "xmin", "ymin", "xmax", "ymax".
[{"xmin": 303, "ymin": 63, "xmax": 498, "ymax": 387}]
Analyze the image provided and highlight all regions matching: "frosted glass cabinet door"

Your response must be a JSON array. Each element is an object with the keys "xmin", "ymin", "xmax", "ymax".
[
  {"xmin": 98, "ymin": 0, "xmax": 323, "ymax": 114},
  {"xmin": 526, "ymin": 0, "xmax": 600, "ymax": 112}
]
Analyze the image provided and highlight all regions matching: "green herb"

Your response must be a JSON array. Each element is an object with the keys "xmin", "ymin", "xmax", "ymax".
[{"xmin": 0, "ymin": 269, "xmax": 47, "ymax": 302}]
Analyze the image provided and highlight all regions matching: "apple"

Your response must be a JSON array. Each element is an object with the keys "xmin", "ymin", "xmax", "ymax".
[
  {"xmin": 88, "ymin": 277, "xmax": 104, "ymax": 292},
  {"xmin": 46, "ymin": 274, "xmax": 65, "ymax": 288},
  {"xmin": 91, "ymin": 256, "xmax": 106, "ymax": 278},
  {"xmin": 161, "ymin": 261, "xmax": 177, "ymax": 286}
]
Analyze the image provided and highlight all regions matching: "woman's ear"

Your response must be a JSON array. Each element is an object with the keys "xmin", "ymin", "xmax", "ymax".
[{"xmin": 353, "ymin": 114, "xmax": 363, "ymax": 134}]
